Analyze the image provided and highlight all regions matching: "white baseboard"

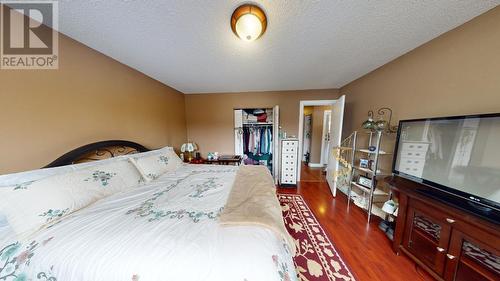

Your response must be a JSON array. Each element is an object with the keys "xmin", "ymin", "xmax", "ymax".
[{"xmin": 308, "ymin": 163, "xmax": 324, "ymax": 168}]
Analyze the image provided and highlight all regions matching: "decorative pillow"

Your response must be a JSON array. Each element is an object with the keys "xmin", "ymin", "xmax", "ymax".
[
  {"xmin": 0, "ymin": 159, "xmax": 143, "ymax": 240},
  {"xmin": 131, "ymin": 148, "xmax": 182, "ymax": 181},
  {"xmin": 0, "ymin": 153, "xmax": 138, "ymax": 188}
]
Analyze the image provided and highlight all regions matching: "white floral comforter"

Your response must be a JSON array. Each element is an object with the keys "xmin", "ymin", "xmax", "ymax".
[{"xmin": 0, "ymin": 165, "xmax": 296, "ymax": 281}]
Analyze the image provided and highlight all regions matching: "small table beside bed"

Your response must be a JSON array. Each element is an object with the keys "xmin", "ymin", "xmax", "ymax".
[{"xmin": 0, "ymin": 140, "xmax": 296, "ymax": 281}]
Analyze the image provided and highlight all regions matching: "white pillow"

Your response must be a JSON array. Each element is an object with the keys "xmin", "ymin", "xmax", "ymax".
[
  {"xmin": 131, "ymin": 148, "xmax": 182, "ymax": 181},
  {"xmin": 0, "ymin": 146, "xmax": 173, "ymax": 187},
  {"xmin": 0, "ymin": 153, "xmax": 134, "ymax": 187},
  {"xmin": 0, "ymin": 159, "xmax": 143, "ymax": 240}
]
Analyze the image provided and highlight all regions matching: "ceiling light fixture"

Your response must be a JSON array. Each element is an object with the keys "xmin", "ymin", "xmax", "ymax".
[{"xmin": 231, "ymin": 4, "xmax": 267, "ymax": 42}]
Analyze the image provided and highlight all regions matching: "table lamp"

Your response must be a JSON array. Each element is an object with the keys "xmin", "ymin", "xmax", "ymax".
[{"xmin": 181, "ymin": 141, "xmax": 198, "ymax": 162}]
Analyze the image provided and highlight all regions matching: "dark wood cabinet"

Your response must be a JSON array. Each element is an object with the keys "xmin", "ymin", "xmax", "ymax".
[
  {"xmin": 403, "ymin": 199, "xmax": 452, "ymax": 276},
  {"xmin": 445, "ymin": 228, "xmax": 500, "ymax": 281},
  {"xmin": 387, "ymin": 176, "xmax": 500, "ymax": 281}
]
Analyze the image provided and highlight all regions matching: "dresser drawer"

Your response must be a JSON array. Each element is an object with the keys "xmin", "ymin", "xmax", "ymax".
[
  {"xmin": 398, "ymin": 160, "xmax": 425, "ymax": 177},
  {"xmin": 282, "ymin": 140, "xmax": 298, "ymax": 148},
  {"xmin": 281, "ymin": 172, "xmax": 297, "ymax": 184},
  {"xmin": 282, "ymin": 163, "xmax": 296, "ymax": 173},
  {"xmin": 282, "ymin": 146, "xmax": 297, "ymax": 154},
  {"xmin": 281, "ymin": 154, "xmax": 297, "ymax": 165},
  {"xmin": 280, "ymin": 177, "xmax": 296, "ymax": 184},
  {"xmin": 400, "ymin": 150, "xmax": 427, "ymax": 159},
  {"xmin": 401, "ymin": 142, "xmax": 429, "ymax": 152},
  {"xmin": 399, "ymin": 157, "xmax": 426, "ymax": 168}
]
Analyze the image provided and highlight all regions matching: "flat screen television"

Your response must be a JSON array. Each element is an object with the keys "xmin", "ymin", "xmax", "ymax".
[{"xmin": 392, "ymin": 113, "xmax": 500, "ymax": 222}]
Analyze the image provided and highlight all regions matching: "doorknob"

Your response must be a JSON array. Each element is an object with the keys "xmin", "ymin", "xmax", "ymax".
[
  {"xmin": 446, "ymin": 254, "xmax": 456, "ymax": 260},
  {"xmin": 446, "ymin": 218, "xmax": 456, "ymax": 224},
  {"xmin": 436, "ymin": 247, "xmax": 445, "ymax": 253}
]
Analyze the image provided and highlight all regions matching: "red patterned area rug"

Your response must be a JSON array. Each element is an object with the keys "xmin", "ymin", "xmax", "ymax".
[{"xmin": 278, "ymin": 194, "xmax": 356, "ymax": 281}]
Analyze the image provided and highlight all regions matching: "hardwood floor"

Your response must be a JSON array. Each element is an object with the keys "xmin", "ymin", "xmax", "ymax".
[{"xmin": 278, "ymin": 163, "xmax": 433, "ymax": 281}]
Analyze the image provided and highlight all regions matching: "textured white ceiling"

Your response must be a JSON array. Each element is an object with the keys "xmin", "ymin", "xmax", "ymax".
[{"xmin": 55, "ymin": 0, "xmax": 499, "ymax": 93}]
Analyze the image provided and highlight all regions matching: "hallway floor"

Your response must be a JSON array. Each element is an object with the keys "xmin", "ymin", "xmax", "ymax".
[{"xmin": 277, "ymin": 163, "xmax": 432, "ymax": 281}]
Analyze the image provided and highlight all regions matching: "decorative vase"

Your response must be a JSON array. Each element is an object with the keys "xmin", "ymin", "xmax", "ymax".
[
  {"xmin": 362, "ymin": 118, "xmax": 376, "ymax": 131},
  {"xmin": 375, "ymin": 119, "xmax": 388, "ymax": 132}
]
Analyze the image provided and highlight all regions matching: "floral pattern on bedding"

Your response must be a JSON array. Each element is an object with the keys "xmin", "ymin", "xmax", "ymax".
[
  {"xmin": 13, "ymin": 181, "xmax": 34, "ymax": 191},
  {"xmin": 147, "ymin": 207, "xmax": 224, "ymax": 223},
  {"xmin": 0, "ymin": 237, "xmax": 57, "ymax": 281},
  {"xmin": 38, "ymin": 209, "xmax": 70, "ymax": 224},
  {"xmin": 189, "ymin": 178, "xmax": 221, "ymax": 198},
  {"xmin": 126, "ymin": 169, "xmax": 233, "ymax": 223},
  {"xmin": 84, "ymin": 171, "xmax": 117, "ymax": 186},
  {"xmin": 273, "ymin": 254, "xmax": 292, "ymax": 281},
  {"xmin": 158, "ymin": 156, "xmax": 169, "ymax": 165},
  {"xmin": 146, "ymin": 173, "xmax": 160, "ymax": 181}
]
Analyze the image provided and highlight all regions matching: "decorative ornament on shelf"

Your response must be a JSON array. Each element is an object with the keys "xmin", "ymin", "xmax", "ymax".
[
  {"xmin": 361, "ymin": 108, "xmax": 397, "ymax": 133},
  {"xmin": 375, "ymin": 107, "xmax": 398, "ymax": 133},
  {"xmin": 180, "ymin": 141, "xmax": 198, "ymax": 162},
  {"xmin": 361, "ymin": 110, "xmax": 376, "ymax": 130}
]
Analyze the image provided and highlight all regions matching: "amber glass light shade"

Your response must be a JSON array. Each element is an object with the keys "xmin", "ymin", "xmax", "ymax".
[{"xmin": 231, "ymin": 4, "xmax": 267, "ymax": 41}]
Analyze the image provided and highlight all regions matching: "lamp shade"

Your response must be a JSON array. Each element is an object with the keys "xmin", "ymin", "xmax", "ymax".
[
  {"xmin": 181, "ymin": 142, "xmax": 198, "ymax": 153},
  {"xmin": 231, "ymin": 4, "xmax": 267, "ymax": 42}
]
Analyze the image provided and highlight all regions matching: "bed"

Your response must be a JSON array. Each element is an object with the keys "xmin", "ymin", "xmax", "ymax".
[{"xmin": 0, "ymin": 141, "xmax": 296, "ymax": 281}]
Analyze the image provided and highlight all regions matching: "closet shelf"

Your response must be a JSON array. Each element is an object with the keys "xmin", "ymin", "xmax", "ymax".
[{"xmin": 243, "ymin": 122, "xmax": 273, "ymax": 124}]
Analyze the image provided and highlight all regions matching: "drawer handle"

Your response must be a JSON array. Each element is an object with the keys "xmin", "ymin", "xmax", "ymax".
[
  {"xmin": 446, "ymin": 254, "xmax": 456, "ymax": 260},
  {"xmin": 436, "ymin": 247, "xmax": 445, "ymax": 253},
  {"xmin": 446, "ymin": 218, "xmax": 455, "ymax": 224}
]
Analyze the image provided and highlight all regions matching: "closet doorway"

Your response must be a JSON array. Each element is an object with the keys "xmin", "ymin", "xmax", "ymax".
[
  {"xmin": 298, "ymin": 96, "xmax": 345, "ymax": 196},
  {"xmin": 234, "ymin": 106, "xmax": 280, "ymax": 184}
]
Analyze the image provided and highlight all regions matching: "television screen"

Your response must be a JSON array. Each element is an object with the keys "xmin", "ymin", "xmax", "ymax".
[{"xmin": 393, "ymin": 114, "xmax": 500, "ymax": 210}]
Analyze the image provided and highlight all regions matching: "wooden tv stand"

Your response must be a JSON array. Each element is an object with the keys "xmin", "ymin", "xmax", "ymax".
[{"xmin": 386, "ymin": 176, "xmax": 499, "ymax": 281}]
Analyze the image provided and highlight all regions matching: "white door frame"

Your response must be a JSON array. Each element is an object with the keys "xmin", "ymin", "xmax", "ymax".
[
  {"xmin": 320, "ymin": 110, "xmax": 332, "ymax": 165},
  {"xmin": 297, "ymin": 100, "xmax": 337, "ymax": 181}
]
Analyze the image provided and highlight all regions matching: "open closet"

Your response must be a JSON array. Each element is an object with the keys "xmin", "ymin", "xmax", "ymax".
[{"xmin": 234, "ymin": 106, "xmax": 280, "ymax": 183}]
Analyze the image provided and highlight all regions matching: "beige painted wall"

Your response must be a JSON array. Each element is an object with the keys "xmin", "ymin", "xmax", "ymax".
[
  {"xmin": 185, "ymin": 89, "xmax": 339, "ymax": 156},
  {"xmin": 309, "ymin": 106, "xmax": 332, "ymax": 164},
  {"xmin": 340, "ymin": 6, "xmax": 500, "ymax": 171},
  {"xmin": 342, "ymin": 6, "xmax": 500, "ymax": 136},
  {"xmin": 0, "ymin": 34, "xmax": 187, "ymax": 174}
]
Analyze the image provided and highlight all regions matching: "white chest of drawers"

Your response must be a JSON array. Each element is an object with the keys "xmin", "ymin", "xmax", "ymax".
[
  {"xmin": 397, "ymin": 142, "xmax": 430, "ymax": 178},
  {"xmin": 280, "ymin": 139, "xmax": 299, "ymax": 186}
]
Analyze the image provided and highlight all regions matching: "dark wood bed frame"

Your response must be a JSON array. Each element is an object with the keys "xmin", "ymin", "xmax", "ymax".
[{"xmin": 44, "ymin": 140, "xmax": 150, "ymax": 168}]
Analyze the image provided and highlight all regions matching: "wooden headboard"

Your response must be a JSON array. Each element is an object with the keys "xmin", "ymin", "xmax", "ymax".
[{"xmin": 44, "ymin": 140, "xmax": 150, "ymax": 168}]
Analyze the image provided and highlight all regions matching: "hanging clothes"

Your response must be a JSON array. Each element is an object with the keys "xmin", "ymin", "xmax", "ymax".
[
  {"xmin": 269, "ymin": 127, "xmax": 273, "ymax": 155},
  {"xmin": 242, "ymin": 125, "xmax": 273, "ymax": 160},
  {"xmin": 243, "ymin": 127, "xmax": 250, "ymax": 154},
  {"xmin": 253, "ymin": 128, "xmax": 260, "ymax": 155},
  {"xmin": 259, "ymin": 127, "xmax": 265, "ymax": 154},
  {"xmin": 248, "ymin": 128, "xmax": 255, "ymax": 154}
]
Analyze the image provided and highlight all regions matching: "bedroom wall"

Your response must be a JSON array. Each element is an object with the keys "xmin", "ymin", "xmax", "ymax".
[
  {"xmin": 340, "ymin": 6, "xmax": 500, "ymax": 172},
  {"xmin": 0, "ymin": 33, "xmax": 187, "ymax": 174},
  {"xmin": 184, "ymin": 89, "xmax": 339, "ymax": 156}
]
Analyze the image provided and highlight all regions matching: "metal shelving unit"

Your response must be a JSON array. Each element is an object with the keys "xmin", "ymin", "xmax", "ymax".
[{"xmin": 347, "ymin": 130, "xmax": 393, "ymax": 223}]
